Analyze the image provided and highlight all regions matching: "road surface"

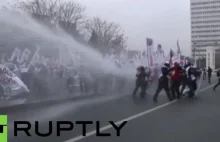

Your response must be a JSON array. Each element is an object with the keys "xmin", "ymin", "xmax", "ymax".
[{"xmin": 4, "ymin": 77, "xmax": 220, "ymax": 142}]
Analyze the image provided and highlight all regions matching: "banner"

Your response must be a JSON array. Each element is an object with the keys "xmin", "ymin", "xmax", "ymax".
[
  {"xmin": 0, "ymin": 64, "xmax": 29, "ymax": 97},
  {"xmin": 155, "ymin": 44, "xmax": 165, "ymax": 65},
  {"xmin": 28, "ymin": 46, "xmax": 40, "ymax": 67},
  {"xmin": 9, "ymin": 48, "xmax": 21, "ymax": 62},
  {"xmin": 20, "ymin": 48, "xmax": 31, "ymax": 63},
  {"xmin": 177, "ymin": 40, "xmax": 181, "ymax": 63}
]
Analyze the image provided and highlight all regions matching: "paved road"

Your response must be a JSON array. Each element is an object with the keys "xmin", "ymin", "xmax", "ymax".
[{"xmin": 4, "ymin": 77, "xmax": 220, "ymax": 142}]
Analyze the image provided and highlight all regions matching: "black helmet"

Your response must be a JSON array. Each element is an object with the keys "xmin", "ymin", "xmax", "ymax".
[{"xmin": 164, "ymin": 61, "xmax": 170, "ymax": 67}]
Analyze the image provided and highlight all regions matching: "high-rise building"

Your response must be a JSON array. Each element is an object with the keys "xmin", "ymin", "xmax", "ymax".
[{"xmin": 190, "ymin": 0, "xmax": 220, "ymax": 58}]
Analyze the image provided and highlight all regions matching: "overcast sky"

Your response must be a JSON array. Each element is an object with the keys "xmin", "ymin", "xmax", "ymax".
[
  {"xmin": 1, "ymin": 0, "xmax": 191, "ymax": 55},
  {"xmin": 76, "ymin": 0, "xmax": 191, "ymax": 55}
]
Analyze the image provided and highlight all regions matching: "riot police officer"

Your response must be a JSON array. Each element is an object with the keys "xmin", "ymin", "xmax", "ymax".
[{"xmin": 153, "ymin": 62, "xmax": 172, "ymax": 103}]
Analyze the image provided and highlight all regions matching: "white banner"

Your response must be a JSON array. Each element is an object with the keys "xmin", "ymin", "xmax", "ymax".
[
  {"xmin": 0, "ymin": 64, "xmax": 29, "ymax": 97},
  {"xmin": 9, "ymin": 48, "xmax": 21, "ymax": 62},
  {"xmin": 20, "ymin": 48, "xmax": 31, "ymax": 63}
]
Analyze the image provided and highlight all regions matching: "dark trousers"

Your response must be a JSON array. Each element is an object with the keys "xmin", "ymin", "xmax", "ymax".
[
  {"xmin": 170, "ymin": 80, "xmax": 181, "ymax": 99},
  {"xmin": 186, "ymin": 79, "xmax": 197, "ymax": 98},
  {"xmin": 80, "ymin": 78, "xmax": 88, "ymax": 93},
  {"xmin": 180, "ymin": 79, "xmax": 187, "ymax": 95},
  {"xmin": 208, "ymin": 75, "xmax": 211, "ymax": 83},
  {"xmin": 153, "ymin": 76, "xmax": 172, "ymax": 101},
  {"xmin": 132, "ymin": 80, "xmax": 147, "ymax": 98},
  {"xmin": 0, "ymin": 85, "xmax": 4, "ymax": 98},
  {"xmin": 214, "ymin": 78, "xmax": 220, "ymax": 90}
]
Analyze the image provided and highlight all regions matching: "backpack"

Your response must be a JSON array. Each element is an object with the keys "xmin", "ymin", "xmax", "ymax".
[
  {"xmin": 190, "ymin": 67, "xmax": 197, "ymax": 76},
  {"xmin": 217, "ymin": 70, "xmax": 220, "ymax": 77}
]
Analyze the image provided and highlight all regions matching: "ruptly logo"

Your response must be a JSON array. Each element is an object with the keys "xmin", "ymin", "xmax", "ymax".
[{"xmin": 0, "ymin": 115, "xmax": 7, "ymax": 142}]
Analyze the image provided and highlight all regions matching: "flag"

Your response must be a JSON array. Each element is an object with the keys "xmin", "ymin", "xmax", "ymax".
[
  {"xmin": 169, "ymin": 48, "xmax": 174, "ymax": 66},
  {"xmin": 158, "ymin": 44, "xmax": 162, "ymax": 51},
  {"xmin": 177, "ymin": 40, "xmax": 181, "ymax": 63},
  {"xmin": 170, "ymin": 48, "xmax": 174, "ymax": 58},
  {"xmin": 20, "ymin": 48, "xmax": 31, "ymax": 63},
  {"xmin": 0, "ymin": 64, "xmax": 29, "ymax": 98},
  {"xmin": 28, "ymin": 46, "xmax": 40, "ymax": 68},
  {"xmin": 9, "ymin": 48, "xmax": 21, "ymax": 62},
  {"xmin": 146, "ymin": 38, "xmax": 154, "ymax": 66},
  {"xmin": 177, "ymin": 40, "xmax": 181, "ymax": 54}
]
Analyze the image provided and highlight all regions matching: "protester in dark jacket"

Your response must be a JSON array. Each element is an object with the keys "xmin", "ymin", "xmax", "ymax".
[
  {"xmin": 213, "ymin": 69, "xmax": 220, "ymax": 91},
  {"xmin": 66, "ymin": 76, "xmax": 74, "ymax": 94},
  {"xmin": 79, "ymin": 65, "xmax": 89, "ymax": 94},
  {"xmin": 207, "ymin": 67, "xmax": 212, "ymax": 83},
  {"xmin": 132, "ymin": 66, "xmax": 147, "ymax": 98}
]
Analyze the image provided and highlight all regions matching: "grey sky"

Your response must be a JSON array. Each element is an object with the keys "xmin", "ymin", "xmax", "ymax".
[
  {"xmin": 77, "ymin": 0, "xmax": 191, "ymax": 55},
  {"xmin": 1, "ymin": 0, "xmax": 191, "ymax": 55}
]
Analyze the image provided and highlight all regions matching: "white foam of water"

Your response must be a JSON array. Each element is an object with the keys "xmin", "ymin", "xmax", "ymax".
[
  {"xmin": 0, "ymin": 9, "xmax": 134, "ymax": 78},
  {"xmin": 0, "ymin": 9, "xmax": 137, "ymax": 124}
]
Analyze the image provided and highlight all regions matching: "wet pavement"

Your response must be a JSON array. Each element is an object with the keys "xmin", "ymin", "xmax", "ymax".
[{"xmin": 2, "ymin": 77, "xmax": 220, "ymax": 142}]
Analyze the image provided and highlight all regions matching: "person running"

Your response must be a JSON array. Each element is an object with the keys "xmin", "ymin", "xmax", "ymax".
[
  {"xmin": 213, "ymin": 69, "xmax": 220, "ymax": 92},
  {"xmin": 203, "ymin": 68, "xmax": 206, "ymax": 80},
  {"xmin": 207, "ymin": 67, "xmax": 212, "ymax": 83},
  {"xmin": 185, "ymin": 63, "xmax": 197, "ymax": 98},
  {"xmin": 180, "ymin": 66, "xmax": 187, "ymax": 96},
  {"xmin": 153, "ymin": 62, "xmax": 172, "ymax": 103}
]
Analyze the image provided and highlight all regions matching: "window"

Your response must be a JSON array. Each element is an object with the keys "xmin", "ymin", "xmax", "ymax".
[
  {"xmin": 192, "ymin": 35, "xmax": 220, "ymax": 38},
  {"xmin": 191, "ymin": 15, "xmax": 220, "ymax": 19},
  {"xmin": 191, "ymin": 1, "xmax": 220, "ymax": 6},
  {"xmin": 192, "ymin": 39, "xmax": 220, "ymax": 43},
  {"xmin": 191, "ymin": 11, "xmax": 220, "ymax": 15},
  {"xmin": 192, "ymin": 49, "xmax": 206, "ymax": 52},
  {"xmin": 191, "ymin": 6, "xmax": 220, "ymax": 10},
  {"xmin": 192, "ymin": 20, "xmax": 220, "ymax": 24},
  {"xmin": 192, "ymin": 25, "xmax": 220, "ymax": 28},
  {"xmin": 192, "ymin": 30, "xmax": 220, "ymax": 33}
]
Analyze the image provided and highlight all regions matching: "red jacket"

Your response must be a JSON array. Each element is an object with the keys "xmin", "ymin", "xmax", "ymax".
[{"xmin": 170, "ymin": 65, "xmax": 181, "ymax": 81}]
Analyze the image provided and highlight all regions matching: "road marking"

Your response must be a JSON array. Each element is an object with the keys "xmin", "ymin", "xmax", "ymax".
[{"xmin": 63, "ymin": 83, "xmax": 215, "ymax": 142}]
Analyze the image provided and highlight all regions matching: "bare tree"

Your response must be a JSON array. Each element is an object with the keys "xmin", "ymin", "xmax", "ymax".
[
  {"xmin": 17, "ymin": 0, "xmax": 86, "ymax": 28},
  {"xmin": 85, "ymin": 17, "xmax": 127, "ymax": 52},
  {"xmin": 58, "ymin": 1, "xmax": 86, "ymax": 26}
]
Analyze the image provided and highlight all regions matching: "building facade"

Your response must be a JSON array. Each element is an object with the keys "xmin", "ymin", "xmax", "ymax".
[
  {"xmin": 206, "ymin": 46, "xmax": 220, "ymax": 69},
  {"xmin": 190, "ymin": 0, "xmax": 220, "ymax": 58}
]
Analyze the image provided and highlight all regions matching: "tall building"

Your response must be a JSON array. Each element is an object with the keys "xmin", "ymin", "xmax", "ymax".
[{"xmin": 190, "ymin": 0, "xmax": 220, "ymax": 58}]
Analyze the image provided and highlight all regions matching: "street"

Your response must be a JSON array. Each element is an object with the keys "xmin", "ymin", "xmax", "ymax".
[{"xmin": 5, "ymin": 77, "xmax": 220, "ymax": 142}]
